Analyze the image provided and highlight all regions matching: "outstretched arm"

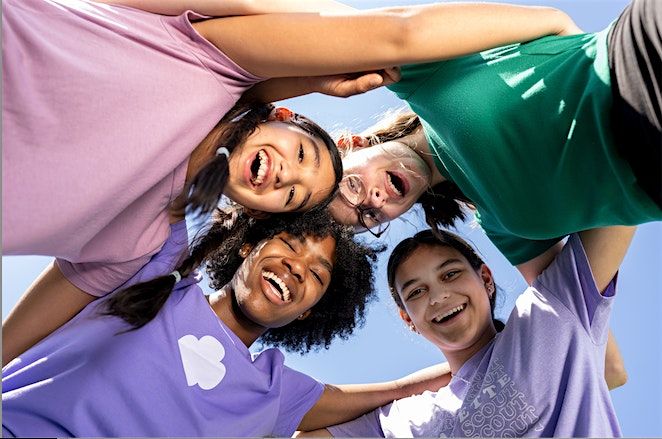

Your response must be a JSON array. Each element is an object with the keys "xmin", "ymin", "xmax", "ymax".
[
  {"xmin": 91, "ymin": 0, "xmax": 355, "ymax": 16},
  {"xmin": 605, "ymin": 330, "xmax": 627, "ymax": 390},
  {"xmin": 194, "ymin": 2, "xmax": 579, "ymax": 78},
  {"xmin": 2, "ymin": 262, "xmax": 96, "ymax": 366},
  {"xmin": 298, "ymin": 362, "xmax": 451, "ymax": 431}
]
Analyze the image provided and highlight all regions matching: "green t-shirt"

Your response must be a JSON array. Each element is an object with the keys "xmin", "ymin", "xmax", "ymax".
[{"xmin": 388, "ymin": 27, "xmax": 661, "ymax": 265}]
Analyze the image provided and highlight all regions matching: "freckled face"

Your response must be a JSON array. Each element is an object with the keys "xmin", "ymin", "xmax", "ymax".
[
  {"xmin": 329, "ymin": 140, "xmax": 431, "ymax": 229},
  {"xmin": 394, "ymin": 245, "xmax": 493, "ymax": 353},
  {"xmin": 231, "ymin": 232, "xmax": 336, "ymax": 328},
  {"xmin": 225, "ymin": 121, "xmax": 336, "ymax": 214}
]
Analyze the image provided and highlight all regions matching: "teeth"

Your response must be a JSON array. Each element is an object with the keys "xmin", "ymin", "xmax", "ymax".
[
  {"xmin": 262, "ymin": 270, "xmax": 291, "ymax": 302},
  {"xmin": 433, "ymin": 304, "xmax": 465, "ymax": 323},
  {"xmin": 386, "ymin": 173, "xmax": 403, "ymax": 196},
  {"xmin": 252, "ymin": 151, "xmax": 268, "ymax": 186}
]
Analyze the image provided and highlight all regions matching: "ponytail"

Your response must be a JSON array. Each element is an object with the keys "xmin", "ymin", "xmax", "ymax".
[
  {"xmin": 104, "ymin": 207, "xmax": 248, "ymax": 329},
  {"xmin": 419, "ymin": 181, "xmax": 473, "ymax": 235},
  {"xmin": 172, "ymin": 103, "xmax": 274, "ymax": 218}
]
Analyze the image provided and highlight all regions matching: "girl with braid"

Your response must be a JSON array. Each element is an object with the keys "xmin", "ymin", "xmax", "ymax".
[{"xmin": 2, "ymin": 208, "xmax": 452, "ymax": 437}]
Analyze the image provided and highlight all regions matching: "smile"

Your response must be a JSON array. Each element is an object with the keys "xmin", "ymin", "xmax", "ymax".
[
  {"xmin": 262, "ymin": 270, "xmax": 291, "ymax": 302},
  {"xmin": 249, "ymin": 149, "xmax": 271, "ymax": 187},
  {"xmin": 432, "ymin": 304, "xmax": 466, "ymax": 324}
]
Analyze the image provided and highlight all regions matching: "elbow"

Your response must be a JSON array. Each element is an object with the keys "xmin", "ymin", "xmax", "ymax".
[{"xmin": 606, "ymin": 363, "xmax": 628, "ymax": 390}]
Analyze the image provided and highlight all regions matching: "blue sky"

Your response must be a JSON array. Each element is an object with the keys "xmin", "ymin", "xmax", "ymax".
[{"xmin": 3, "ymin": 0, "xmax": 661, "ymax": 436}]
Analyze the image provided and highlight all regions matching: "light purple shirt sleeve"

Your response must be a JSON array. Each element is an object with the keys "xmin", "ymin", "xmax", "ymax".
[
  {"xmin": 533, "ymin": 233, "xmax": 617, "ymax": 343},
  {"xmin": 274, "ymin": 366, "xmax": 325, "ymax": 436}
]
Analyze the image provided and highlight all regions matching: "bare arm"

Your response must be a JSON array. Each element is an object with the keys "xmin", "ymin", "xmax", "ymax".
[
  {"xmin": 605, "ymin": 330, "xmax": 627, "ymax": 390},
  {"xmin": 578, "ymin": 226, "xmax": 635, "ymax": 294},
  {"xmin": 517, "ymin": 241, "xmax": 564, "ymax": 286},
  {"xmin": 298, "ymin": 362, "xmax": 451, "ymax": 431},
  {"xmin": 194, "ymin": 3, "xmax": 578, "ymax": 78},
  {"xmin": 241, "ymin": 68, "xmax": 401, "ymax": 103},
  {"xmin": 91, "ymin": 0, "xmax": 355, "ymax": 16},
  {"xmin": 2, "ymin": 261, "xmax": 96, "ymax": 366}
]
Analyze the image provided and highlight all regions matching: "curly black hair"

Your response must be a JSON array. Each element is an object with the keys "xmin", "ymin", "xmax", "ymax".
[{"xmin": 105, "ymin": 207, "xmax": 383, "ymax": 353}]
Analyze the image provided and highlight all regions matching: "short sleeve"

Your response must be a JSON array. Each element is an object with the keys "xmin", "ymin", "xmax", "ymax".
[
  {"xmin": 328, "ymin": 409, "xmax": 385, "ymax": 438},
  {"xmin": 57, "ymin": 255, "xmax": 154, "ymax": 297},
  {"xmin": 272, "ymin": 366, "xmax": 324, "ymax": 437},
  {"xmin": 387, "ymin": 61, "xmax": 445, "ymax": 99},
  {"xmin": 533, "ymin": 233, "xmax": 616, "ymax": 342},
  {"xmin": 57, "ymin": 221, "xmax": 188, "ymax": 296}
]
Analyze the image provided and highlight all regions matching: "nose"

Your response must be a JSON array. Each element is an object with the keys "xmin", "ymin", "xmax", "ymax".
[
  {"xmin": 275, "ymin": 160, "xmax": 302, "ymax": 189},
  {"xmin": 429, "ymin": 286, "xmax": 449, "ymax": 306},
  {"xmin": 283, "ymin": 257, "xmax": 305, "ymax": 283},
  {"xmin": 363, "ymin": 186, "xmax": 387, "ymax": 209}
]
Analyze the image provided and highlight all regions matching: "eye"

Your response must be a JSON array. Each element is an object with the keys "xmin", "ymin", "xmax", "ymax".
[
  {"xmin": 279, "ymin": 237, "xmax": 295, "ymax": 251},
  {"xmin": 311, "ymin": 270, "xmax": 323, "ymax": 286},
  {"xmin": 298, "ymin": 143, "xmax": 304, "ymax": 163},
  {"xmin": 443, "ymin": 270, "xmax": 460, "ymax": 281},
  {"xmin": 286, "ymin": 186, "xmax": 295, "ymax": 206},
  {"xmin": 407, "ymin": 287, "xmax": 426, "ymax": 300}
]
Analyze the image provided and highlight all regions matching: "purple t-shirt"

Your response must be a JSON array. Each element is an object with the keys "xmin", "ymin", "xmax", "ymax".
[
  {"xmin": 329, "ymin": 234, "xmax": 620, "ymax": 437},
  {"xmin": 2, "ymin": 221, "xmax": 324, "ymax": 437},
  {"xmin": 2, "ymin": 0, "xmax": 263, "ymax": 296}
]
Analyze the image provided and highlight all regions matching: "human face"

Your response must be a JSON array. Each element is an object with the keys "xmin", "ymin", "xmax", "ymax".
[
  {"xmin": 329, "ymin": 140, "xmax": 431, "ymax": 231},
  {"xmin": 225, "ymin": 121, "xmax": 336, "ymax": 214},
  {"xmin": 231, "ymin": 232, "xmax": 336, "ymax": 329},
  {"xmin": 393, "ymin": 245, "xmax": 495, "ymax": 355}
]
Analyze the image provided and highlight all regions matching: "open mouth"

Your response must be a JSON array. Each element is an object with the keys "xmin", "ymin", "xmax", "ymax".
[
  {"xmin": 262, "ymin": 270, "xmax": 291, "ymax": 302},
  {"xmin": 250, "ymin": 150, "xmax": 270, "ymax": 187},
  {"xmin": 432, "ymin": 304, "xmax": 466, "ymax": 324},
  {"xmin": 386, "ymin": 171, "xmax": 407, "ymax": 197}
]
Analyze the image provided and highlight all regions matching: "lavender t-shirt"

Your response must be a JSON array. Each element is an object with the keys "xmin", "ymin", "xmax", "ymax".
[
  {"xmin": 329, "ymin": 234, "xmax": 620, "ymax": 437},
  {"xmin": 2, "ymin": 221, "xmax": 324, "ymax": 437},
  {"xmin": 2, "ymin": 0, "xmax": 262, "ymax": 296}
]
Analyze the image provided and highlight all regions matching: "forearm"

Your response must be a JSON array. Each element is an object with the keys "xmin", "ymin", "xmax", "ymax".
[
  {"xmin": 92, "ymin": 0, "xmax": 354, "ymax": 17},
  {"xmin": 197, "ymin": 3, "xmax": 576, "ymax": 78},
  {"xmin": 299, "ymin": 362, "xmax": 451, "ymax": 431},
  {"xmin": 2, "ymin": 261, "xmax": 96, "ymax": 366},
  {"xmin": 240, "ymin": 77, "xmax": 318, "ymax": 104},
  {"xmin": 605, "ymin": 330, "xmax": 628, "ymax": 390}
]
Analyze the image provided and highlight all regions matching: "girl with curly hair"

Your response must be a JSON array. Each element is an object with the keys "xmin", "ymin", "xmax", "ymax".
[
  {"xmin": 2, "ymin": 207, "xmax": 451, "ymax": 437},
  {"xmin": 302, "ymin": 225, "xmax": 635, "ymax": 437}
]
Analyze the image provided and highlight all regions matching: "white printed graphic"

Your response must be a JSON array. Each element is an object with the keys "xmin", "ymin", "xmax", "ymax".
[{"xmin": 178, "ymin": 334, "xmax": 226, "ymax": 390}]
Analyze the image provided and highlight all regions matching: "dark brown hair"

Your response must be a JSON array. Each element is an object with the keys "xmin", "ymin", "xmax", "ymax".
[
  {"xmin": 386, "ymin": 229, "xmax": 504, "ymax": 332},
  {"xmin": 173, "ymin": 101, "xmax": 344, "ymax": 217}
]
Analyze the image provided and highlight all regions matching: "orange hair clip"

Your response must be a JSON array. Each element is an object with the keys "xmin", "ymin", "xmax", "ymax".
[{"xmin": 268, "ymin": 107, "xmax": 296, "ymax": 122}]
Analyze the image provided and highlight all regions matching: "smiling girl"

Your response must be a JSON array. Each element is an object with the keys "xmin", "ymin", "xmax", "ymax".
[
  {"xmin": 2, "ymin": 208, "xmax": 452, "ymax": 437},
  {"xmin": 301, "ymin": 224, "xmax": 635, "ymax": 437}
]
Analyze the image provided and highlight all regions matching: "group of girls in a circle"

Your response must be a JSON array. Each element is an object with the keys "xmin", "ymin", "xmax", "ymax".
[{"xmin": 2, "ymin": 0, "xmax": 660, "ymax": 436}]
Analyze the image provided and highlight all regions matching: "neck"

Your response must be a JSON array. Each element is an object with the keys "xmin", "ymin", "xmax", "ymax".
[
  {"xmin": 442, "ymin": 325, "xmax": 497, "ymax": 376},
  {"xmin": 402, "ymin": 128, "xmax": 445, "ymax": 186},
  {"xmin": 207, "ymin": 286, "xmax": 266, "ymax": 348}
]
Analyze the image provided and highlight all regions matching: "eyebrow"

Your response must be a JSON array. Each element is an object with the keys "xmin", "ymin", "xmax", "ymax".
[
  {"xmin": 296, "ymin": 191, "xmax": 312, "ymax": 211},
  {"xmin": 400, "ymin": 258, "xmax": 462, "ymax": 292},
  {"xmin": 311, "ymin": 137, "xmax": 321, "ymax": 169}
]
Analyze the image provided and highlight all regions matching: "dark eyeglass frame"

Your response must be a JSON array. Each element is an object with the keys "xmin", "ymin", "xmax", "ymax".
[{"xmin": 338, "ymin": 176, "xmax": 390, "ymax": 238}]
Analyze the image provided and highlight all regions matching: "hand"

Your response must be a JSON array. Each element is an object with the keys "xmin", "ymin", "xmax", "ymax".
[{"xmin": 310, "ymin": 67, "xmax": 401, "ymax": 98}]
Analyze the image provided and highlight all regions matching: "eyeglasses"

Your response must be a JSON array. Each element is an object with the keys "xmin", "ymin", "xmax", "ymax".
[{"xmin": 338, "ymin": 175, "xmax": 390, "ymax": 238}]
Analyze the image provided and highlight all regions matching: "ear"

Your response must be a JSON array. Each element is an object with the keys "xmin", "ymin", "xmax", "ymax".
[
  {"xmin": 297, "ymin": 310, "xmax": 311, "ymax": 321},
  {"xmin": 238, "ymin": 243, "xmax": 254, "ymax": 259},
  {"xmin": 398, "ymin": 308, "xmax": 413, "ymax": 326},
  {"xmin": 479, "ymin": 264, "xmax": 495, "ymax": 297},
  {"xmin": 243, "ymin": 208, "xmax": 270, "ymax": 220}
]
